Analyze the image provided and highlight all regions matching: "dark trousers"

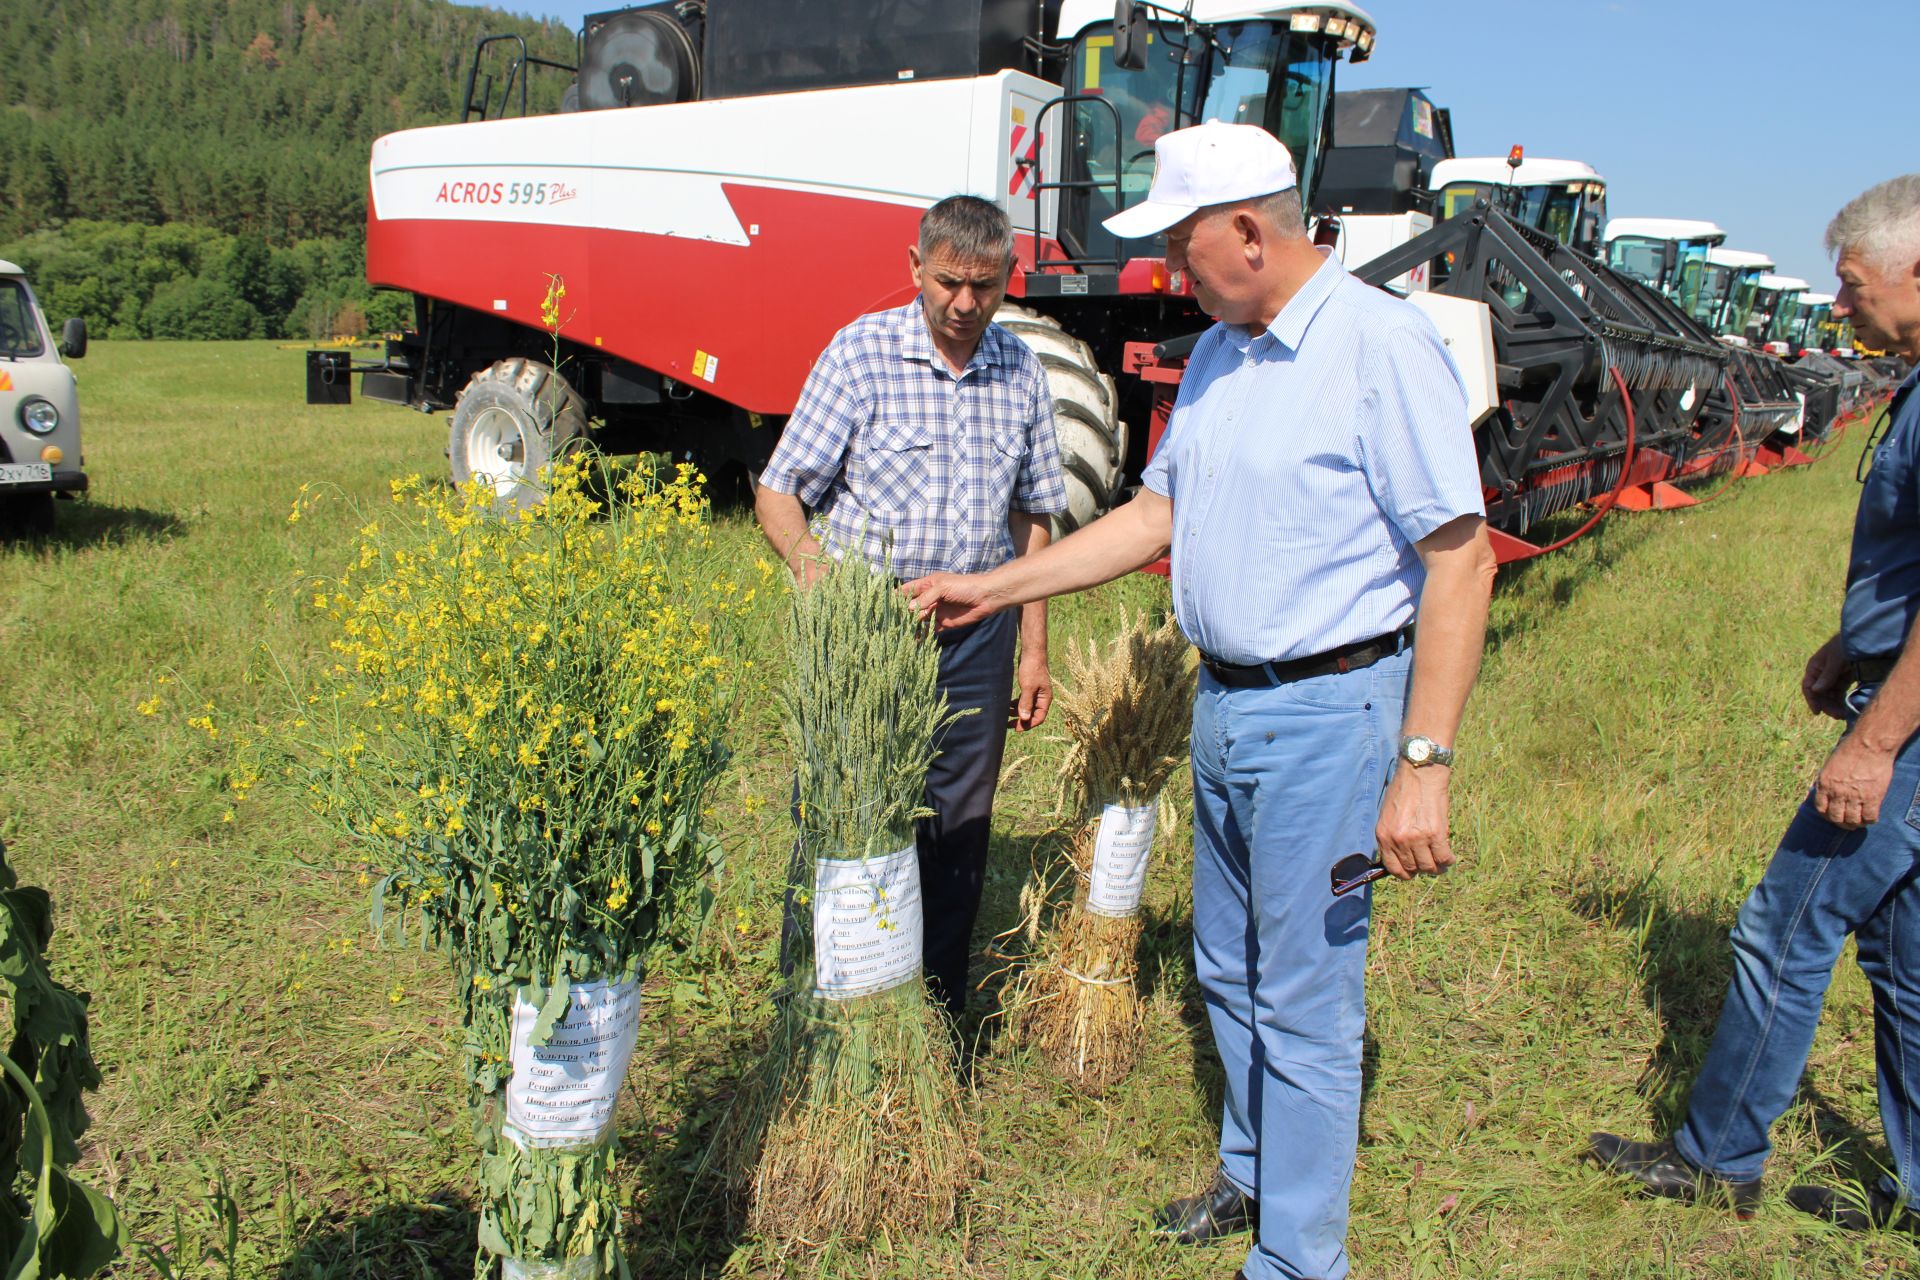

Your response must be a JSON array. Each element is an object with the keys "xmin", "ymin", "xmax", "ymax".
[
  {"xmin": 917, "ymin": 609, "xmax": 1017, "ymax": 1018},
  {"xmin": 780, "ymin": 611, "xmax": 1017, "ymax": 1020}
]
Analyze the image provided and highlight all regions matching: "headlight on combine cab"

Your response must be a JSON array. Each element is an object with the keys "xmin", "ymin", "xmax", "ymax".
[{"xmin": 19, "ymin": 398, "xmax": 59, "ymax": 435}]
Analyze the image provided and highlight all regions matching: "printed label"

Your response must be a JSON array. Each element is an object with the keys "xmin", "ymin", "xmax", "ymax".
[
  {"xmin": 1085, "ymin": 802, "xmax": 1157, "ymax": 917},
  {"xmin": 691, "ymin": 350, "xmax": 718, "ymax": 383},
  {"xmin": 813, "ymin": 844, "xmax": 924, "ymax": 998},
  {"xmin": 503, "ymin": 978, "xmax": 641, "ymax": 1149}
]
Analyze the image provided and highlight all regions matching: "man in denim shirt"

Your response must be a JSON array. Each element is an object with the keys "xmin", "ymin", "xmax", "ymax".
[{"xmin": 1593, "ymin": 173, "xmax": 1920, "ymax": 1228}]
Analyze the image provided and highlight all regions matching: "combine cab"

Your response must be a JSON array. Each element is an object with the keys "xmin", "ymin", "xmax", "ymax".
[
  {"xmin": 1430, "ymin": 154, "xmax": 1607, "ymax": 256},
  {"xmin": 1317, "ymin": 87, "xmax": 1451, "ymax": 291},
  {"xmin": 1603, "ymin": 217, "xmax": 1725, "ymax": 321},
  {"xmin": 316, "ymin": 0, "xmax": 1381, "ymax": 531},
  {"xmin": 1749, "ymin": 273, "xmax": 1810, "ymax": 352},
  {"xmin": 1696, "ymin": 246, "xmax": 1773, "ymax": 341}
]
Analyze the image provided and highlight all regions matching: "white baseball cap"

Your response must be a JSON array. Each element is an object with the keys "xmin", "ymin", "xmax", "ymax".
[{"xmin": 1101, "ymin": 121, "xmax": 1298, "ymax": 240}]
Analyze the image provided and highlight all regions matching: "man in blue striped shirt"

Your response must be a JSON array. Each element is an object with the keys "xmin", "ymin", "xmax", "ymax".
[
  {"xmin": 755, "ymin": 194, "xmax": 1068, "ymax": 1018},
  {"xmin": 908, "ymin": 124, "xmax": 1497, "ymax": 1279}
]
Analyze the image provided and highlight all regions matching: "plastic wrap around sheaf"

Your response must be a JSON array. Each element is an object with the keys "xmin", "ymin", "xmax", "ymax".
[{"xmin": 501, "ymin": 1255, "xmax": 601, "ymax": 1279}]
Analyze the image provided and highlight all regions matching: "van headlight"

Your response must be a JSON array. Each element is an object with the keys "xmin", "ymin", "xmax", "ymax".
[{"xmin": 19, "ymin": 398, "xmax": 59, "ymax": 435}]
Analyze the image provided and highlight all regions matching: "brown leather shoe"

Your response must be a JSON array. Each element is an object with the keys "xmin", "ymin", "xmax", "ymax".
[{"xmin": 1152, "ymin": 1167, "xmax": 1256, "ymax": 1244}]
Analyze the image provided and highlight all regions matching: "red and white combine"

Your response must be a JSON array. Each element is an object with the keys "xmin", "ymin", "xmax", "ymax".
[{"xmin": 315, "ymin": 0, "xmax": 1381, "ymax": 530}]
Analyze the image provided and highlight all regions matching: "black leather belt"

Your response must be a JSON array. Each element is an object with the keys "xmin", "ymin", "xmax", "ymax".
[
  {"xmin": 1201, "ymin": 627, "xmax": 1414, "ymax": 689},
  {"xmin": 1854, "ymin": 654, "xmax": 1899, "ymax": 685}
]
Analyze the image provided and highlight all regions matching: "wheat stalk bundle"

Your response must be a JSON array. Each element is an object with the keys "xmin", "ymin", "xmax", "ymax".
[
  {"xmin": 712, "ymin": 556, "xmax": 976, "ymax": 1247},
  {"xmin": 1004, "ymin": 607, "xmax": 1194, "ymax": 1092}
]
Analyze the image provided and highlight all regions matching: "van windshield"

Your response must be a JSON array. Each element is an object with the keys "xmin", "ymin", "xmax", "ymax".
[{"xmin": 0, "ymin": 281, "xmax": 46, "ymax": 358}]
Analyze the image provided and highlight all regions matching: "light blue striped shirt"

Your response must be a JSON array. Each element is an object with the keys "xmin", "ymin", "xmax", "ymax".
[{"xmin": 1142, "ymin": 249, "xmax": 1484, "ymax": 664}]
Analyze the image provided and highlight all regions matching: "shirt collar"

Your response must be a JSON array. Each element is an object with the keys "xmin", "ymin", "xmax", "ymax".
[
  {"xmin": 1262, "ymin": 247, "xmax": 1345, "ymax": 352},
  {"xmin": 897, "ymin": 299, "xmax": 1009, "ymax": 374}
]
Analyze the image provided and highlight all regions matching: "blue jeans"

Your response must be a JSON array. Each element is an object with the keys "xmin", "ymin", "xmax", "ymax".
[
  {"xmin": 1190, "ymin": 651, "xmax": 1410, "ymax": 1280},
  {"xmin": 1677, "ymin": 688, "xmax": 1920, "ymax": 1195}
]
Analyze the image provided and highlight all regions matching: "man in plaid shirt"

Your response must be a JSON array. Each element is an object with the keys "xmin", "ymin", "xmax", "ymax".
[{"xmin": 755, "ymin": 194, "xmax": 1069, "ymax": 1018}]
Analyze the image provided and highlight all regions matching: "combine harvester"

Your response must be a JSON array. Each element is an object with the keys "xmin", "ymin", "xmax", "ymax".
[
  {"xmin": 1606, "ymin": 222, "xmax": 1850, "ymax": 465},
  {"xmin": 318, "ymin": 3, "xmax": 1888, "ymax": 570},
  {"xmin": 1290, "ymin": 131, "xmax": 1820, "ymax": 559},
  {"xmin": 314, "ymin": 0, "xmax": 1390, "ymax": 534},
  {"xmin": 1749, "ymin": 273, "xmax": 1810, "ymax": 351},
  {"xmin": 1430, "ymin": 152, "xmax": 1608, "ymax": 255},
  {"xmin": 1316, "ymin": 86, "xmax": 1451, "ymax": 290}
]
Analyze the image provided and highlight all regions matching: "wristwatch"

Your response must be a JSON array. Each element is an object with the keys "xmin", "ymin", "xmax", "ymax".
[{"xmin": 1398, "ymin": 735, "xmax": 1455, "ymax": 768}]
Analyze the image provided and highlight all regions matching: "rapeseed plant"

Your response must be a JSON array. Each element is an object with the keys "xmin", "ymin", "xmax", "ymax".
[{"xmin": 265, "ymin": 455, "xmax": 744, "ymax": 1276}]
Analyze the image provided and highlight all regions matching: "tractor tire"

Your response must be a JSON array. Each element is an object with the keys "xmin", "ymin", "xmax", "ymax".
[
  {"xmin": 447, "ymin": 358, "xmax": 590, "ymax": 511},
  {"xmin": 995, "ymin": 305, "xmax": 1128, "ymax": 537}
]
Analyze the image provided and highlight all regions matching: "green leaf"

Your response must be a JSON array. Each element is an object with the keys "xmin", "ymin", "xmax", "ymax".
[
  {"xmin": 529, "ymin": 975, "xmax": 570, "ymax": 1048},
  {"xmin": 42, "ymin": 1166, "xmax": 127, "ymax": 1276}
]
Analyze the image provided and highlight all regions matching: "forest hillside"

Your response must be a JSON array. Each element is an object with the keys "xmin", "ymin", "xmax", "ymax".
[{"xmin": 1, "ymin": 0, "xmax": 573, "ymax": 337}]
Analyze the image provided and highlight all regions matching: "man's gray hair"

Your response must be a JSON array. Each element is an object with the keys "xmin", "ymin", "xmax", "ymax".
[
  {"xmin": 1204, "ymin": 188, "xmax": 1306, "ymax": 239},
  {"xmin": 919, "ymin": 194, "xmax": 1016, "ymax": 268},
  {"xmin": 1252, "ymin": 188, "xmax": 1306, "ymax": 239},
  {"xmin": 1826, "ymin": 174, "xmax": 1920, "ymax": 272}
]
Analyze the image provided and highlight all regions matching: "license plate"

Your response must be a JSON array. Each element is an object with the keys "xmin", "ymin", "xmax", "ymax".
[{"xmin": 0, "ymin": 463, "xmax": 51, "ymax": 486}]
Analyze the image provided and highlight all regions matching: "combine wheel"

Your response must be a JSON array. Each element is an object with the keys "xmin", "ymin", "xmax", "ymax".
[
  {"xmin": 995, "ymin": 305, "xmax": 1128, "ymax": 536},
  {"xmin": 447, "ymin": 358, "xmax": 589, "ymax": 510}
]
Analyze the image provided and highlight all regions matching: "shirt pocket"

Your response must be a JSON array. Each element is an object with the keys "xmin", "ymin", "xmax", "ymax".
[
  {"xmin": 990, "ymin": 424, "xmax": 1029, "ymax": 494},
  {"xmin": 856, "ymin": 419, "xmax": 934, "ymax": 516}
]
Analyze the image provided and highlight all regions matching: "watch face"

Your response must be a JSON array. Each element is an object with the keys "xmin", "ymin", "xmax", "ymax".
[{"xmin": 1404, "ymin": 737, "xmax": 1432, "ymax": 764}]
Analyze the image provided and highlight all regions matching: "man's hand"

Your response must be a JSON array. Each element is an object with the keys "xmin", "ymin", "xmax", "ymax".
[
  {"xmin": 792, "ymin": 553, "xmax": 831, "ymax": 590},
  {"xmin": 1802, "ymin": 633, "xmax": 1851, "ymax": 719},
  {"xmin": 1374, "ymin": 766, "xmax": 1456, "ymax": 880},
  {"xmin": 905, "ymin": 572, "xmax": 1000, "ymax": 630},
  {"xmin": 1814, "ymin": 731, "xmax": 1897, "ymax": 829},
  {"xmin": 1012, "ymin": 651, "xmax": 1051, "ymax": 731}
]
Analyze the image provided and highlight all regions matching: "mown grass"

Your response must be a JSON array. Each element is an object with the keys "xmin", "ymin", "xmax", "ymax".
[{"xmin": 1, "ymin": 339, "xmax": 1910, "ymax": 1278}]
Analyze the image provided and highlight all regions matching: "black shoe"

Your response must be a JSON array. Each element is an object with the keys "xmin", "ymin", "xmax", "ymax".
[
  {"xmin": 1152, "ymin": 1167, "xmax": 1256, "ymax": 1244},
  {"xmin": 1787, "ymin": 1182, "xmax": 1918, "ymax": 1232},
  {"xmin": 1587, "ymin": 1133, "xmax": 1763, "ymax": 1218}
]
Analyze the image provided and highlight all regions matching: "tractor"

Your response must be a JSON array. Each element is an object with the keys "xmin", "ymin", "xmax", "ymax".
[{"xmin": 312, "ymin": 0, "xmax": 1387, "ymax": 532}]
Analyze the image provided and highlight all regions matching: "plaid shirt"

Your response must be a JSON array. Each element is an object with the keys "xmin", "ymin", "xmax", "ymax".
[{"xmin": 759, "ymin": 301, "xmax": 1067, "ymax": 579}]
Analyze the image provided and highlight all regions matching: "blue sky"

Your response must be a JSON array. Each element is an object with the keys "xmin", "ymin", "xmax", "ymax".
[{"xmin": 455, "ymin": 0, "xmax": 1914, "ymax": 288}]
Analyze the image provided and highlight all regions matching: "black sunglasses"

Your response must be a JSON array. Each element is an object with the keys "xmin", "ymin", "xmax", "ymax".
[{"xmin": 1330, "ymin": 852, "xmax": 1390, "ymax": 897}]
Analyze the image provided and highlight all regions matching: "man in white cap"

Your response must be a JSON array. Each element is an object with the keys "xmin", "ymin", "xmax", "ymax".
[{"xmin": 907, "ymin": 122, "xmax": 1496, "ymax": 1279}]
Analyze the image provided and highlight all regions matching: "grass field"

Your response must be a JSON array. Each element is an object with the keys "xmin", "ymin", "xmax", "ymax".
[{"xmin": 2, "ymin": 339, "xmax": 1911, "ymax": 1278}]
